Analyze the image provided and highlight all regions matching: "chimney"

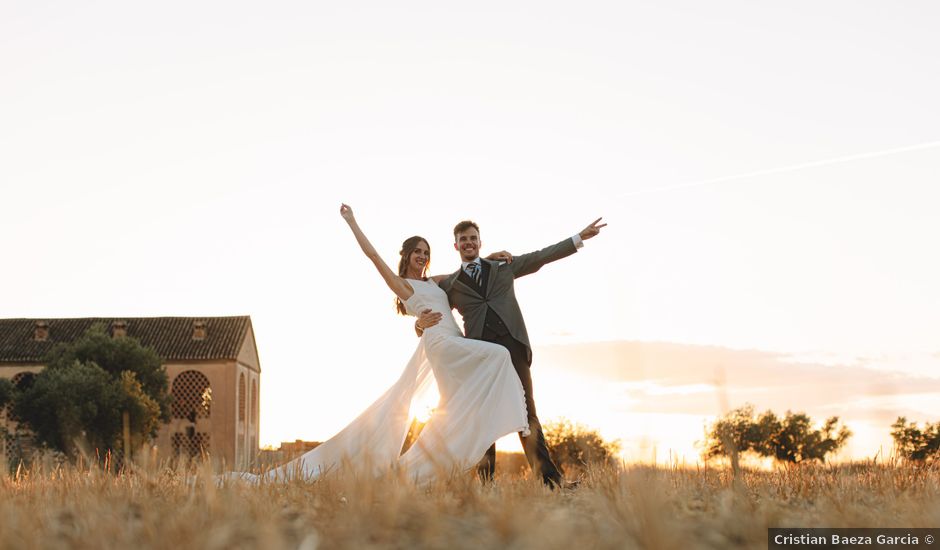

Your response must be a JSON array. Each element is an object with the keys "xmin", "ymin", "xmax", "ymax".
[
  {"xmin": 192, "ymin": 320, "xmax": 207, "ymax": 341},
  {"xmin": 112, "ymin": 321, "xmax": 127, "ymax": 338},
  {"xmin": 34, "ymin": 321, "xmax": 49, "ymax": 342}
]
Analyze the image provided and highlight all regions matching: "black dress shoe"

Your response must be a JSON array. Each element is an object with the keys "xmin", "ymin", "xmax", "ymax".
[
  {"xmin": 560, "ymin": 478, "xmax": 581, "ymax": 490},
  {"xmin": 546, "ymin": 477, "xmax": 581, "ymax": 491}
]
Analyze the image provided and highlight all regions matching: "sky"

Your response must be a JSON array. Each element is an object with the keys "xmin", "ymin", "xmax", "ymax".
[{"xmin": 2, "ymin": 1, "xmax": 939, "ymax": 462}]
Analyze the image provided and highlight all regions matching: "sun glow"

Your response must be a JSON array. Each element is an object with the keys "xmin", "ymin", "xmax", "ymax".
[{"xmin": 409, "ymin": 392, "xmax": 439, "ymax": 425}]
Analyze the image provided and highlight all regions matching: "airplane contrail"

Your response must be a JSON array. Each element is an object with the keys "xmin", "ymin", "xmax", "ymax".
[{"xmin": 618, "ymin": 140, "xmax": 940, "ymax": 199}]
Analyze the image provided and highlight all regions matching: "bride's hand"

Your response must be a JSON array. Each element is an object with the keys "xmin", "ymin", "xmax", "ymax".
[
  {"xmin": 485, "ymin": 250, "xmax": 513, "ymax": 263},
  {"xmin": 339, "ymin": 203, "xmax": 355, "ymax": 221}
]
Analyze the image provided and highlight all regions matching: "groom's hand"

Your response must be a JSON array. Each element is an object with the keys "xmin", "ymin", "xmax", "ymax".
[
  {"xmin": 579, "ymin": 217, "xmax": 607, "ymax": 241},
  {"xmin": 485, "ymin": 250, "xmax": 514, "ymax": 263},
  {"xmin": 415, "ymin": 308, "xmax": 442, "ymax": 336}
]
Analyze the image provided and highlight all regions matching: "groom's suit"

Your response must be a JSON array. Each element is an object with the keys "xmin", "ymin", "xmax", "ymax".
[{"xmin": 439, "ymin": 237, "xmax": 578, "ymax": 485}]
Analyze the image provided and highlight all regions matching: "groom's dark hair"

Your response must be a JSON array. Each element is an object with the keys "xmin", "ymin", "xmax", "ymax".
[{"xmin": 453, "ymin": 220, "xmax": 480, "ymax": 240}]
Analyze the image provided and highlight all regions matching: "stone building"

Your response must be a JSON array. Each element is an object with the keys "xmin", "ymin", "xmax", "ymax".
[{"xmin": 0, "ymin": 316, "xmax": 260, "ymax": 468}]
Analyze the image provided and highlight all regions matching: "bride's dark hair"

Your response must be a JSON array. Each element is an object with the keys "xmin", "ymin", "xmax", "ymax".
[{"xmin": 396, "ymin": 236, "xmax": 430, "ymax": 315}]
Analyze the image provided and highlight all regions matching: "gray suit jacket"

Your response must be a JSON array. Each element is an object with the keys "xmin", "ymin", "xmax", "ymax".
[{"xmin": 439, "ymin": 237, "xmax": 578, "ymax": 363}]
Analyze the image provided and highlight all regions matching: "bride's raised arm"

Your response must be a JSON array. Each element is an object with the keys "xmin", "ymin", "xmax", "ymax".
[{"xmin": 340, "ymin": 204, "xmax": 414, "ymax": 302}]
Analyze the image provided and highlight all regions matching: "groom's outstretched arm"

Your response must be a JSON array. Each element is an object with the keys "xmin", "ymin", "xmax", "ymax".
[{"xmin": 509, "ymin": 217, "xmax": 606, "ymax": 278}]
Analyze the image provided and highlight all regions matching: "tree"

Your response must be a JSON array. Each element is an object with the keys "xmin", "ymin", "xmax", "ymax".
[
  {"xmin": 13, "ymin": 361, "xmax": 123, "ymax": 456},
  {"xmin": 544, "ymin": 418, "xmax": 621, "ymax": 471},
  {"xmin": 10, "ymin": 325, "xmax": 169, "ymax": 460},
  {"xmin": 891, "ymin": 417, "xmax": 940, "ymax": 461},
  {"xmin": 42, "ymin": 324, "xmax": 170, "ymax": 420},
  {"xmin": 0, "ymin": 377, "xmax": 12, "ymax": 455},
  {"xmin": 703, "ymin": 404, "xmax": 767, "ymax": 459},
  {"xmin": 0, "ymin": 378, "xmax": 11, "ymax": 409},
  {"xmin": 704, "ymin": 405, "xmax": 851, "ymax": 464},
  {"xmin": 119, "ymin": 370, "xmax": 163, "ymax": 450},
  {"xmin": 771, "ymin": 412, "xmax": 850, "ymax": 463}
]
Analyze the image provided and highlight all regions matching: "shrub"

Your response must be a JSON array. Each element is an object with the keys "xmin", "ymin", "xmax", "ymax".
[{"xmin": 544, "ymin": 418, "xmax": 621, "ymax": 471}]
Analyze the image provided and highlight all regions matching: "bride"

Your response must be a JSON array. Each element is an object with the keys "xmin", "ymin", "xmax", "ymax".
[{"xmin": 229, "ymin": 204, "xmax": 530, "ymax": 484}]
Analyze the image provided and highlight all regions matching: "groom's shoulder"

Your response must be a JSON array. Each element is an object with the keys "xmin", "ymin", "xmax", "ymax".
[{"xmin": 481, "ymin": 258, "xmax": 506, "ymax": 272}]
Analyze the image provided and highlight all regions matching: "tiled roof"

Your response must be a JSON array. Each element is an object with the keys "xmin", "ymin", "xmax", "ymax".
[{"xmin": 0, "ymin": 317, "xmax": 252, "ymax": 363}]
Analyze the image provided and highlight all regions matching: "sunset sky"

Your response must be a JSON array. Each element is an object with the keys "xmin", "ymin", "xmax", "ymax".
[{"xmin": 3, "ymin": 1, "xmax": 939, "ymax": 462}]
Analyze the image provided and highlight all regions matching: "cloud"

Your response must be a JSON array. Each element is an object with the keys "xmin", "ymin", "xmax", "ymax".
[{"xmin": 534, "ymin": 341, "xmax": 940, "ymax": 422}]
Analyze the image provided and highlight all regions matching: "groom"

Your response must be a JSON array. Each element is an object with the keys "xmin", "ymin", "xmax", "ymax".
[{"xmin": 416, "ymin": 217, "xmax": 606, "ymax": 488}]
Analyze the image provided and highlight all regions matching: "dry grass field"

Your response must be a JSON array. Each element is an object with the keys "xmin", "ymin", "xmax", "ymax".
[{"xmin": 0, "ymin": 456, "xmax": 937, "ymax": 550}]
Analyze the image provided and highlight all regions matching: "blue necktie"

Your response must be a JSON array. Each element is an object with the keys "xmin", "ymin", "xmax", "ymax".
[{"xmin": 465, "ymin": 262, "xmax": 482, "ymax": 286}]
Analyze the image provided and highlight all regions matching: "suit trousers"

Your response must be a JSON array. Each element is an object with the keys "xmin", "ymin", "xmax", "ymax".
[{"xmin": 476, "ymin": 331, "xmax": 563, "ymax": 487}]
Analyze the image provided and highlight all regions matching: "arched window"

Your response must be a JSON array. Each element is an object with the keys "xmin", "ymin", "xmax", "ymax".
[
  {"xmin": 171, "ymin": 371, "xmax": 212, "ymax": 421},
  {"xmin": 172, "ymin": 430, "xmax": 210, "ymax": 458},
  {"xmin": 250, "ymin": 380, "xmax": 258, "ymax": 425},
  {"xmin": 238, "ymin": 373, "xmax": 246, "ymax": 423},
  {"xmin": 170, "ymin": 371, "xmax": 212, "ymax": 458}
]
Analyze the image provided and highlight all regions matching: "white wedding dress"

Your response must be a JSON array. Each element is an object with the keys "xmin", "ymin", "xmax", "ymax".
[{"xmin": 228, "ymin": 278, "xmax": 529, "ymax": 484}]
